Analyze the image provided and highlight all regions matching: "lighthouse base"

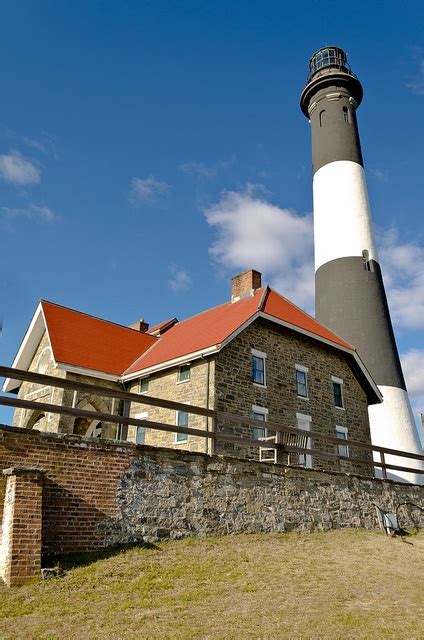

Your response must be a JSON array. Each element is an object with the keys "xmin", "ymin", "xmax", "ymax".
[{"xmin": 368, "ymin": 386, "xmax": 424, "ymax": 484}]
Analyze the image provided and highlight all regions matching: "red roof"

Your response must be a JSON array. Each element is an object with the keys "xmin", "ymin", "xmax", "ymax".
[
  {"xmin": 262, "ymin": 289, "xmax": 352, "ymax": 350},
  {"xmin": 42, "ymin": 301, "xmax": 157, "ymax": 376},
  {"xmin": 38, "ymin": 287, "xmax": 353, "ymax": 379},
  {"xmin": 124, "ymin": 287, "xmax": 353, "ymax": 376}
]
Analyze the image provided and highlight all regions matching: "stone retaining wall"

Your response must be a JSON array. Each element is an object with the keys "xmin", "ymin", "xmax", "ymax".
[{"xmin": 0, "ymin": 423, "xmax": 423, "ymax": 584}]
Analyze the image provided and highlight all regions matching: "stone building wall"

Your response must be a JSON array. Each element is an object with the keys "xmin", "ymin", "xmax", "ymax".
[
  {"xmin": 214, "ymin": 318, "xmax": 373, "ymax": 474},
  {"xmin": 59, "ymin": 372, "xmax": 121, "ymax": 438},
  {"xmin": 12, "ymin": 332, "xmax": 65, "ymax": 433},
  {"xmin": 0, "ymin": 425, "xmax": 422, "ymax": 561},
  {"xmin": 11, "ymin": 331, "xmax": 120, "ymax": 438},
  {"xmin": 127, "ymin": 357, "xmax": 215, "ymax": 454}
]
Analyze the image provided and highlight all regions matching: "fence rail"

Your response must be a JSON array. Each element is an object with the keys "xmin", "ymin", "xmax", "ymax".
[{"xmin": 1, "ymin": 365, "xmax": 423, "ymax": 480}]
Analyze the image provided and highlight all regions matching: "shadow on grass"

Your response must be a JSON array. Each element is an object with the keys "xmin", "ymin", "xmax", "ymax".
[{"xmin": 43, "ymin": 540, "xmax": 159, "ymax": 573}]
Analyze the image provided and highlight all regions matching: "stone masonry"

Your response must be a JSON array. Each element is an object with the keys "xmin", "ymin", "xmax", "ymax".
[
  {"xmin": 128, "ymin": 357, "xmax": 215, "ymax": 454},
  {"xmin": 12, "ymin": 333, "xmax": 65, "ymax": 433},
  {"xmin": 11, "ymin": 318, "xmax": 374, "ymax": 476},
  {"xmin": 214, "ymin": 317, "xmax": 372, "ymax": 474},
  {"xmin": 0, "ymin": 425, "xmax": 423, "ymax": 581}
]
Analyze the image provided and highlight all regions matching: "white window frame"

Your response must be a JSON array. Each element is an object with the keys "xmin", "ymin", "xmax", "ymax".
[
  {"xmin": 251, "ymin": 348, "xmax": 267, "ymax": 388},
  {"xmin": 175, "ymin": 408, "xmax": 189, "ymax": 443},
  {"xmin": 336, "ymin": 425, "xmax": 349, "ymax": 458},
  {"xmin": 296, "ymin": 412, "xmax": 313, "ymax": 468},
  {"xmin": 177, "ymin": 364, "xmax": 191, "ymax": 384},
  {"xmin": 251, "ymin": 405, "xmax": 268, "ymax": 440},
  {"xmin": 134, "ymin": 411, "xmax": 148, "ymax": 445},
  {"xmin": 295, "ymin": 364, "xmax": 309, "ymax": 399},
  {"xmin": 332, "ymin": 375, "xmax": 345, "ymax": 410}
]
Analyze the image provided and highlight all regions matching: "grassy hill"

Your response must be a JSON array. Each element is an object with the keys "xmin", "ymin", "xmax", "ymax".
[{"xmin": 1, "ymin": 529, "xmax": 423, "ymax": 639}]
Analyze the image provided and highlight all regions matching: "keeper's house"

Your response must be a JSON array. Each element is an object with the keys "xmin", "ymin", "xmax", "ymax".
[{"xmin": 3, "ymin": 270, "xmax": 381, "ymax": 473}]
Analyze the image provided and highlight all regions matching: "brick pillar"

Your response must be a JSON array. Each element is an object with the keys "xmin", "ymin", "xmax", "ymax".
[{"xmin": 0, "ymin": 467, "xmax": 45, "ymax": 587}]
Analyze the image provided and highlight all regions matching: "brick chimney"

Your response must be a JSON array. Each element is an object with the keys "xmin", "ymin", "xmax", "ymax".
[
  {"xmin": 130, "ymin": 318, "xmax": 149, "ymax": 332},
  {"xmin": 231, "ymin": 269, "xmax": 262, "ymax": 302}
]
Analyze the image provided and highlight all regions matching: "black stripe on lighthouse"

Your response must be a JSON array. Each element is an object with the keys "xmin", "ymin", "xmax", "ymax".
[{"xmin": 300, "ymin": 46, "xmax": 423, "ymax": 482}]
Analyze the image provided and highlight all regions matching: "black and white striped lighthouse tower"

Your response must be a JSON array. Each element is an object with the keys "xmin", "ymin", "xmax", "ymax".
[{"xmin": 300, "ymin": 46, "xmax": 423, "ymax": 483}]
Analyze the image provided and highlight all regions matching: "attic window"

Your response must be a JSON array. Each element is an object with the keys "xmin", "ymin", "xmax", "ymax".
[
  {"xmin": 139, "ymin": 378, "xmax": 149, "ymax": 394},
  {"xmin": 332, "ymin": 376, "xmax": 344, "ymax": 408},
  {"xmin": 177, "ymin": 364, "xmax": 191, "ymax": 383}
]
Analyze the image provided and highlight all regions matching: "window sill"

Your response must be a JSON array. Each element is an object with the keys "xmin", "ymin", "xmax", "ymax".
[
  {"xmin": 297, "ymin": 395, "xmax": 309, "ymax": 401},
  {"xmin": 253, "ymin": 383, "xmax": 267, "ymax": 389},
  {"xmin": 335, "ymin": 406, "xmax": 345, "ymax": 411},
  {"xmin": 176, "ymin": 379, "xmax": 191, "ymax": 385},
  {"xmin": 175, "ymin": 440, "xmax": 188, "ymax": 445}
]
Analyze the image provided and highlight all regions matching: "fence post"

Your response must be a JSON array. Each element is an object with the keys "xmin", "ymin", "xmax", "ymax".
[{"xmin": 380, "ymin": 451, "xmax": 387, "ymax": 479}]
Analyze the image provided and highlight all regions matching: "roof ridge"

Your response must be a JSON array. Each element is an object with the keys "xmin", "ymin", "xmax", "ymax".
[
  {"xmin": 123, "ymin": 336, "xmax": 163, "ymax": 375},
  {"xmin": 41, "ymin": 299, "xmax": 152, "ymax": 335},
  {"xmin": 258, "ymin": 285, "xmax": 270, "ymax": 311}
]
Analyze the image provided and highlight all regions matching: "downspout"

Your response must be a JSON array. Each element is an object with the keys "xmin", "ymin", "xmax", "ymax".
[{"xmin": 201, "ymin": 355, "xmax": 212, "ymax": 455}]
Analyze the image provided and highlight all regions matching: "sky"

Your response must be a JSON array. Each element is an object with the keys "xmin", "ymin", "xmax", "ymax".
[{"xmin": 0, "ymin": 0, "xmax": 423, "ymax": 426}]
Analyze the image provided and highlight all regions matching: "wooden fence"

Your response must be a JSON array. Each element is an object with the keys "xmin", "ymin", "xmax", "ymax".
[{"xmin": 0, "ymin": 365, "xmax": 423, "ymax": 480}]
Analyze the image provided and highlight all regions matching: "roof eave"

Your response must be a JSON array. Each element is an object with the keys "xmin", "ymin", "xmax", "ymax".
[
  {"xmin": 122, "ymin": 344, "xmax": 221, "ymax": 382},
  {"xmin": 2, "ymin": 302, "xmax": 52, "ymax": 393},
  {"xmin": 259, "ymin": 311, "xmax": 382, "ymax": 404}
]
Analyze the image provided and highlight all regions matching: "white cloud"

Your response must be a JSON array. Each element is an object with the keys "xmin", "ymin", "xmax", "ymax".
[
  {"xmin": 128, "ymin": 175, "xmax": 170, "ymax": 203},
  {"xmin": 1, "ymin": 203, "xmax": 58, "ymax": 222},
  {"xmin": 406, "ymin": 58, "xmax": 424, "ymax": 95},
  {"xmin": 168, "ymin": 264, "xmax": 192, "ymax": 293},
  {"xmin": 401, "ymin": 350, "xmax": 424, "ymax": 433},
  {"xmin": 379, "ymin": 229, "xmax": 424, "ymax": 330},
  {"xmin": 180, "ymin": 156, "xmax": 236, "ymax": 181},
  {"xmin": 368, "ymin": 168, "xmax": 389, "ymax": 182},
  {"xmin": 180, "ymin": 161, "xmax": 216, "ymax": 180},
  {"xmin": 0, "ymin": 149, "xmax": 41, "ymax": 185},
  {"xmin": 204, "ymin": 185, "xmax": 314, "ymax": 310},
  {"xmin": 23, "ymin": 137, "xmax": 48, "ymax": 154}
]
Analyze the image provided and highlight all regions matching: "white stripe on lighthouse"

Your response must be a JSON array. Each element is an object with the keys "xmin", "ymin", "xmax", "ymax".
[
  {"xmin": 368, "ymin": 386, "xmax": 424, "ymax": 484},
  {"xmin": 313, "ymin": 160, "xmax": 379, "ymax": 272}
]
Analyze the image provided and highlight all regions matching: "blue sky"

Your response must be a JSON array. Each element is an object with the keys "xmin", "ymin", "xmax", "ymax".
[{"xmin": 1, "ymin": 0, "xmax": 424, "ymax": 424}]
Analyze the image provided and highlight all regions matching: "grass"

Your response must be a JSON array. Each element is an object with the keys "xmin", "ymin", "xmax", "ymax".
[{"xmin": 1, "ymin": 529, "xmax": 423, "ymax": 639}]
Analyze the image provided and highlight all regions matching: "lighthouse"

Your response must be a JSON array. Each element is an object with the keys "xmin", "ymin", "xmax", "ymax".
[{"xmin": 300, "ymin": 46, "xmax": 423, "ymax": 483}]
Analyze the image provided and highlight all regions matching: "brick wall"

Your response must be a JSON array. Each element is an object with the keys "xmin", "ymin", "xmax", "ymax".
[
  {"xmin": 1, "ymin": 424, "xmax": 423, "ymax": 560},
  {"xmin": 0, "ymin": 423, "xmax": 423, "ymax": 586},
  {"xmin": 0, "ymin": 425, "xmax": 133, "ymax": 554},
  {"xmin": 0, "ymin": 468, "xmax": 44, "ymax": 586}
]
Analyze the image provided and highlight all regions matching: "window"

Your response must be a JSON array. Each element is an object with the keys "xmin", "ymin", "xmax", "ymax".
[
  {"xmin": 139, "ymin": 378, "xmax": 149, "ymax": 393},
  {"xmin": 295, "ymin": 365, "xmax": 308, "ymax": 398},
  {"xmin": 251, "ymin": 349, "xmax": 266, "ymax": 386},
  {"xmin": 332, "ymin": 376, "xmax": 344, "ymax": 408},
  {"xmin": 252, "ymin": 405, "xmax": 268, "ymax": 439},
  {"xmin": 175, "ymin": 410, "xmax": 189, "ymax": 443},
  {"xmin": 134, "ymin": 412, "xmax": 148, "ymax": 445},
  {"xmin": 336, "ymin": 426, "xmax": 349, "ymax": 458},
  {"xmin": 177, "ymin": 364, "xmax": 191, "ymax": 383},
  {"xmin": 296, "ymin": 413, "xmax": 313, "ymax": 468}
]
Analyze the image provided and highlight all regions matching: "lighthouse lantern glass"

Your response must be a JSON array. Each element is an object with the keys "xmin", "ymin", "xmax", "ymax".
[{"xmin": 309, "ymin": 47, "xmax": 347, "ymax": 75}]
